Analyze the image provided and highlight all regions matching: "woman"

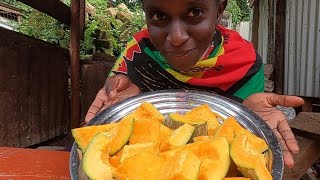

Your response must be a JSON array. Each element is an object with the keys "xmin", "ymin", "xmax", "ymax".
[{"xmin": 85, "ymin": 0, "xmax": 304, "ymax": 168}]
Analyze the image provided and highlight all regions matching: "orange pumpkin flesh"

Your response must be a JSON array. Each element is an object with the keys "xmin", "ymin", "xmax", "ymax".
[
  {"xmin": 215, "ymin": 116, "xmax": 269, "ymax": 154},
  {"xmin": 109, "ymin": 149, "xmax": 123, "ymax": 168},
  {"xmin": 120, "ymin": 142, "xmax": 160, "ymax": 163},
  {"xmin": 160, "ymin": 123, "xmax": 195, "ymax": 152},
  {"xmin": 169, "ymin": 104, "xmax": 220, "ymax": 134},
  {"xmin": 74, "ymin": 103, "xmax": 272, "ymax": 180},
  {"xmin": 72, "ymin": 123, "xmax": 116, "ymax": 152},
  {"xmin": 159, "ymin": 150, "xmax": 201, "ymax": 180},
  {"xmin": 166, "ymin": 137, "xmax": 230, "ymax": 180},
  {"xmin": 129, "ymin": 118, "xmax": 161, "ymax": 144},
  {"xmin": 230, "ymin": 134, "xmax": 272, "ymax": 180},
  {"xmin": 132, "ymin": 102, "xmax": 165, "ymax": 122},
  {"xmin": 215, "ymin": 116, "xmax": 244, "ymax": 144},
  {"xmin": 82, "ymin": 132, "xmax": 114, "ymax": 180},
  {"xmin": 114, "ymin": 152, "xmax": 165, "ymax": 180},
  {"xmin": 107, "ymin": 115, "xmax": 135, "ymax": 155},
  {"xmin": 192, "ymin": 136, "xmax": 215, "ymax": 142}
]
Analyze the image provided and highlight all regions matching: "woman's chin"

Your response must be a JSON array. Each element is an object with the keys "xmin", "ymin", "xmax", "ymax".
[{"xmin": 170, "ymin": 65, "xmax": 194, "ymax": 72}]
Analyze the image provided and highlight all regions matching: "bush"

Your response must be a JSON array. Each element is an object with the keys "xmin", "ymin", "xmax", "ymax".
[{"xmin": 3, "ymin": 0, "xmax": 145, "ymax": 59}]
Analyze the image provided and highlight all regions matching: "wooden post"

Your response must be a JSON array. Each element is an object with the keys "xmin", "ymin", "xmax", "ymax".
[
  {"xmin": 70, "ymin": 0, "xmax": 81, "ymax": 128},
  {"xmin": 274, "ymin": 0, "xmax": 286, "ymax": 94},
  {"xmin": 267, "ymin": 0, "xmax": 275, "ymax": 65},
  {"xmin": 251, "ymin": 0, "xmax": 260, "ymax": 50},
  {"xmin": 80, "ymin": 0, "xmax": 85, "ymax": 40}
]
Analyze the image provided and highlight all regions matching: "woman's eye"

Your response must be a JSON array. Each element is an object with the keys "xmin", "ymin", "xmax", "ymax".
[
  {"xmin": 188, "ymin": 8, "xmax": 204, "ymax": 17},
  {"xmin": 152, "ymin": 13, "xmax": 166, "ymax": 21}
]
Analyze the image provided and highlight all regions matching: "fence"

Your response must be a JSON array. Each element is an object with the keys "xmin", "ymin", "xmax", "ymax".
[{"xmin": 0, "ymin": 27, "xmax": 70, "ymax": 147}]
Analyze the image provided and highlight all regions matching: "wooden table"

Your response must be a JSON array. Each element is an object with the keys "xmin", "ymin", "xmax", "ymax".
[
  {"xmin": 0, "ymin": 112, "xmax": 318, "ymax": 180},
  {"xmin": 283, "ymin": 112, "xmax": 320, "ymax": 180},
  {"xmin": 0, "ymin": 147, "xmax": 70, "ymax": 180}
]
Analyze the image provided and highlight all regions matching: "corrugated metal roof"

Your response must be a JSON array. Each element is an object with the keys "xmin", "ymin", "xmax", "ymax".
[{"xmin": 284, "ymin": 0, "xmax": 320, "ymax": 97}]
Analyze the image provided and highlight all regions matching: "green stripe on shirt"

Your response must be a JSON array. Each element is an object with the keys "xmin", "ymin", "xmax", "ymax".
[{"xmin": 233, "ymin": 64, "xmax": 265, "ymax": 100}]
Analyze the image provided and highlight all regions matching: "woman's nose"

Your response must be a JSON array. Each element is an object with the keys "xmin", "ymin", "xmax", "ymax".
[{"xmin": 166, "ymin": 20, "xmax": 189, "ymax": 47}]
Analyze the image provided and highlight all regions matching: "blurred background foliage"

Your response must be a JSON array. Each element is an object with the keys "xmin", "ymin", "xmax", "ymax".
[{"xmin": 2, "ymin": 0, "xmax": 250, "ymax": 59}]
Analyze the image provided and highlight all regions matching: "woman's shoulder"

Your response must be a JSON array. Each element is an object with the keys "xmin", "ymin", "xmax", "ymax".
[{"xmin": 216, "ymin": 25, "xmax": 249, "ymax": 44}]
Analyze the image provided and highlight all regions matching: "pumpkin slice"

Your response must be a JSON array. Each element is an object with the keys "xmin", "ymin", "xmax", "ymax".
[
  {"xmin": 160, "ymin": 124, "xmax": 173, "ymax": 143},
  {"xmin": 163, "ymin": 117, "xmax": 185, "ymax": 129},
  {"xmin": 82, "ymin": 132, "xmax": 113, "ymax": 180},
  {"xmin": 106, "ymin": 115, "xmax": 135, "ymax": 155},
  {"xmin": 169, "ymin": 104, "xmax": 219, "ymax": 124},
  {"xmin": 133, "ymin": 102, "xmax": 165, "ymax": 122},
  {"xmin": 225, "ymin": 159, "xmax": 242, "ymax": 177},
  {"xmin": 158, "ymin": 150, "xmax": 201, "ymax": 180},
  {"xmin": 109, "ymin": 149, "xmax": 123, "ymax": 168},
  {"xmin": 161, "ymin": 123, "xmax": 195, "ymax": 151},
  {"xmin": 129, "ymin": 118, "xmax": 161, "ymax": 144},
  {"xmin": 163, "ymin": 117, "xmax": 208, "ymax": 139},
  {"xmin": 114, "ymin": 152, "xmax": 165, "ymax": 179},
  {"xmin": 72, "ymin": 123, "xmax": 116, "ymax": 152},
  {"xmin": 215, "ymin": 116, "xmax": 245, "ymax": 144},
  {"xmin": 230, "ymin": 134, "xmax": 272, "ymax": 180},
  {"xmin": 120, "ymin": 142, "xmax": 160, "ymax": 163},
  {"xmin": 244, "ymin": 130, "xmax": 269, "ymax": 153},
  {"xmin": 192, "ymin": 136, "xmax": 215, "ymax": 142},
  {"xmin": 224, "ymin": 178, "xmax": 251, "ymax": 180},
  {"xmin": 172, "ymin": 137, "xmax": 230, "ymax": 180},
  {"xmin": 169, "ymin": 104, "xmax": 220, "ymax": 135},
  {"xmin": 215, "ymin": 116, "xmax": 269, "ymax": 154},
  {"xmin": 207, "ymin": 117, "xmax": 220, "ymax": 135}
]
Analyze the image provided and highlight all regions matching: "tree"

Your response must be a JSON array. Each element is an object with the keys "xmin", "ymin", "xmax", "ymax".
[
  {"xmin": 236, "ymin": 0, "xmax": 251, "ymax": 21},
  {"xmin": 225, "ymin": 0, "xmax": 251, "ymax": 28}
]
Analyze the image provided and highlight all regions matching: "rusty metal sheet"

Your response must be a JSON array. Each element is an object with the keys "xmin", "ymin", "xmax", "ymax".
[{"xmin": 0, "ymin": 28, "xmax": 69, "ymax": 147}]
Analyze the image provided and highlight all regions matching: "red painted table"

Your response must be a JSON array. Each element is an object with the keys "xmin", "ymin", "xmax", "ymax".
[{"xmin": 0, "ymin": 147, "xmax": 70, "ymax": 180}]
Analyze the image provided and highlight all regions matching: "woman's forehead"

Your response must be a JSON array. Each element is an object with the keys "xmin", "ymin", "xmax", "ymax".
[
  {"xmin": 143, "ymin": 0, "xmax": 212, "ymax": 5},
  {"xmin": 143, "ymin": 0, "xmax": 214, "ymax": 9}
]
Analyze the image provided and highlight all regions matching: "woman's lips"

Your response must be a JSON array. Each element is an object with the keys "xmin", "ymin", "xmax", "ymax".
[{"xmin": 166, "ymin": 49, "xmax": 196, "ymax": 57}]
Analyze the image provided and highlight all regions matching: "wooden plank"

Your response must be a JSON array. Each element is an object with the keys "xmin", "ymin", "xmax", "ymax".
[
  {"xmin": 251, "ymin": 0, "xmax": 259, "ymax": 50},
  {"xmin": 0, "ymin": 47, "xmax": 22, "ymax": 147},
  {"xmin": 0, "ymin": 147, "xmax": 70, "ymax": 179},
  {"xmin": 16, "ymin": 49, "xmax": 31, "ymax": 147},
  {"xmin": 0, "ymin": 28, "xmax": 69, "ymax": 147},
  {"xmin": 267, "ymin": 0, "xmax": 275, "ymax": 65},
  {"xmin": 80, "ymin": 0, "xmax": 85, "ymax": 40},
  {"xmin": 283, "ymin": 136, "xmax": 320, "ymax": 180},
  {"xmin": 17, "ymin": 0, "xmax": 71, "ymax": 25},
  {"xmin": 302, "ymin": 97, "xmax": 313, "ymax": 112},
  {"xmin": 70, "ymin": 0, "xmax": 81, "ymax": 129},
  {"xmin": 290, "ymin": 112, "xmax": 320, "ymax": 140},
  {"xmin": 274, "ymin": 0, "xmax": 286, "ymax": 94},
  {"xmin": 0, "ymin": 2, "xmax": 22, "ymax": 15}
]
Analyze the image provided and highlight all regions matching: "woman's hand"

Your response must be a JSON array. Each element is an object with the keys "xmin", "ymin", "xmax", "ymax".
[
  {"xmin": 84, "ymin": 74, "xmax": 141, "ymax": 123},
  {"xmin": 242, "ymin": 92, "xmax": 304, "ymax": 168}
]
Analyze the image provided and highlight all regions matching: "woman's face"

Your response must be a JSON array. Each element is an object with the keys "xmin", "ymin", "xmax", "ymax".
[{"xmin": 143, "ymin": 0, "xmax": 222, "ymax": 71}]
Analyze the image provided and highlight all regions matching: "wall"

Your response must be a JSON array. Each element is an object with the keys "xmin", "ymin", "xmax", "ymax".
[
  {"xmin": 257, "ymin": 0, "xmax": 269, "ymax": 64},
  {"xmin": 284, "ymin": 0, "xmax": 320, "ymax": 97},
  {"xmin": 0, "ymin": 28, "xmax": 70, "ymax": 147}
]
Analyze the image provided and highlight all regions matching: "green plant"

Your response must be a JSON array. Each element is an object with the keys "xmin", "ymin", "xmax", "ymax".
[
  {"xmin": 226, "ymin": 0, "xmax": 251, "ymax": 28},
  {"xmin": 3, "ymin": 0, "xmax": 145, "ymax": 58}
]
